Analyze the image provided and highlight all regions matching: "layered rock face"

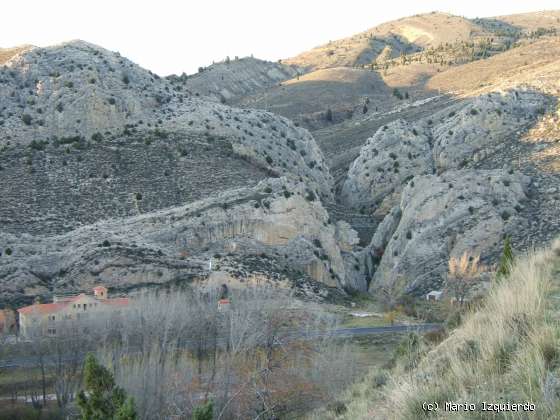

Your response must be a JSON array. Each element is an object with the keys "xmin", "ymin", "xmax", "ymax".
[
  {"xmin": 174, "ymin": 57, "xmax": 300, "ymax": 103},
  {"xmin": 341, "ymin": 90, "xmax": 548, "ymax": 217},
  {"xmin": 0, "ymin": 178, "xmax": 362, "ymax": 307},
  {"xmin": 341, "ymin": 88, "xmax": 557, "ymax": 296},
  {"xmin": 367, "ymin": 170, "xmax": 530, "ymax": 295}
]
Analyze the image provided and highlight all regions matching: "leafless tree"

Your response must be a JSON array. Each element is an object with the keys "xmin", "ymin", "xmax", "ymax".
[
  {"xmin": 447, "ymin": 252, "xmax": 484, "ymax": 304},
  {"xmin": 92, "ymin": 285, "xmax": 354, "ymax": 420}
]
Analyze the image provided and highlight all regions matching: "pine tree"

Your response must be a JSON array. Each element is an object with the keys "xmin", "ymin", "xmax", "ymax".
[
  {"xmin": 497, "ymin": 237, "xmax": 514, "ymax": 279},
  {"xmin": 77, "ymin": 354, "xmax": 137, "ymax": 420}
]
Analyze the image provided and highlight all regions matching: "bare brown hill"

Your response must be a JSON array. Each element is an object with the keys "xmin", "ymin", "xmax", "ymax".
[
  {"xmin": 0, "ymin": 45, "xmax": 33, "ymax": 65},
  {"xmin": 284, "ymin": 12, "xmax": 493, "ymax": 71},
  {"xmin": 495, "ymin": 10, "xmax": 560, "ymax": 32}
]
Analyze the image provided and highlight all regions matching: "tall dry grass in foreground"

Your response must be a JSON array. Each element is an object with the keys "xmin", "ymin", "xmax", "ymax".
[{"xmin": 312, "ymin": 238, "xmax": 560, "ymax": 420}]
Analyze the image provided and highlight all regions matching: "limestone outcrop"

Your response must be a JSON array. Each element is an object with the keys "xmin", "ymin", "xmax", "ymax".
[
  {"xmin": 0, "ymin": 177, "xmax": 363, "ymax": 307},
  {"xmin": 341, "ymin": 90, "xmax": 548, "ymax": 218},
  {"xmin": 367, "ymin": 169, "xmax": 530, "ymax": 296}
]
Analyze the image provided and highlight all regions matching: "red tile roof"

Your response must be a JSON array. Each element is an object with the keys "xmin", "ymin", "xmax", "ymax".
[
  {"xmin": 18, "ymin": 295, "xmax": 129, "ymax": 315},
  {"xmin": 18, "ymin": 302, "xmax": 69, "ymax": 315}
]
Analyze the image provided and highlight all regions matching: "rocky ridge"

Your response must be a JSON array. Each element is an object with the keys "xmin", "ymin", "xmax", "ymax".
[{"xmin": 0, "ymin": 177, "xmax": 364, "ymax": 307}]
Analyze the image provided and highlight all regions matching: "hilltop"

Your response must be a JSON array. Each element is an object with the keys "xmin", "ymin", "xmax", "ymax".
[{"xmin": 284, "ymin": 12, "xmax": 496, "ymax": 71}]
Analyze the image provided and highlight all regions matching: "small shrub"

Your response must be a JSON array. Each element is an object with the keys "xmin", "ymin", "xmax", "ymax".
[
  {"xmin": 91, "ymin": 132, "xmax": 103, "ymax": 142},
  {"xmin": 326, "ymin": 401, "xmax": 347, "ymax": 415},
  {"xmin": 5, "ymin": 248, "xmax": 12, "ymax": 256},
  {"xmin": 373, "ymin": 371, "xmax": 388, "ymax": 388},
  {"xmin": 22, "ymin": 114, "xmax": 32, "ymax": 125},
  {"xmin": 101, "ymin": 240, "xmax": 111, "ymax": 247},
  {"xmin": 305, "ymin": 190, "xmax": 316, "ymax": 202}
]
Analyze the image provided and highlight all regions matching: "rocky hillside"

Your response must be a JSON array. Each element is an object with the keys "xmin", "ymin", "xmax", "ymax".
[
  {"xmin": 0, "ymin": 177, "xmax": 362, "ymax": 307},
  {"xmin": 171, "ymin": 57, "xmax": 300, "ymax": 103},
  {"xmin": 1, "ymin": 10, "xmax": 559, "ymax": 307},
  {"xmin": 0, "ymin": 41, "xmax": 333, "ymax": 236},
  {"xmin": 0, "ymin": 42, "xmax": 353, "ymax": 307}
]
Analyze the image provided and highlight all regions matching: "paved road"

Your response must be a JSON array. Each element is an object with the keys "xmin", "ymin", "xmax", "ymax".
[{"xmin": 0, "ymin": 323, "xmax": 441, "ymax": 369}]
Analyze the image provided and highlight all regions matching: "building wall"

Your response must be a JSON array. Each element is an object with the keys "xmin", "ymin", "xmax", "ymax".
[{"xmin": 19, "ymin": 295, "xmax": 126, "ymax": 338}]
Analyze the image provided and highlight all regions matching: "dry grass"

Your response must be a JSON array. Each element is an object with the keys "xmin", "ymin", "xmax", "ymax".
[
  {"xmin": 310, "ymin": 238, "xmax": 560, "ymax": 419},
  {"xmin": 0, "ymin": 45, "xmax": 32, "ymax": 65},
  {"xmin": 285, "ymin": 12, "xmax": 491, "ymax": 71},
  {"xmin": 495, "ymin": 10, "xmax": 560, "ymax": 32},
  {"xmin": 427, "ymin": 37, "xmax": 560, "ymax": 96}
]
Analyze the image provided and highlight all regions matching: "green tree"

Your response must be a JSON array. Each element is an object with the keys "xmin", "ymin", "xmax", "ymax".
[
  {"xmin": 497, "ymin": 237, "xmax": 514, "ymax": 279},
  {"xmin": 77, "ymin": 354, "xmax": 137, "ymax": 420},
  {"xmin": 192, "ymin": 400, "xmax": 213, "ymax": 420}
]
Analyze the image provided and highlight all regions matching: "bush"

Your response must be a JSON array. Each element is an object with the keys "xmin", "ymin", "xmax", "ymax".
[
  {"xmin": 122, "ymin": 74, "xmax": 130, "ymax": 84},
  {"xmin": 5, "ymin": 248, "xmax": 12, "ymax": 256},
  {"xmin": 91, "ymin": 132, "xmax": 103, "ymax": 142},
  {"xmin": 326, "ymin": 401, "xmax": 347, "ymax": 415},
  {"xmin": 305, "ymin": 190, "xmax": 316, "ymax": 202},
  {"xmin": 22, "ymin": 114, "xmax": 32, "ymax": 125},
  {"xmin": 373, "ymin": 371, "xmax": 389, "ymax": 388},
  {"xmin": 192, "ymin": 400, "xmax": 213, "ymax": 420}
]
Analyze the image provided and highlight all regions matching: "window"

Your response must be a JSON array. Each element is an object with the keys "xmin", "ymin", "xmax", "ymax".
[{"xmin": 47, "ymin": 328, "xmax": 56, "ymax": 336}]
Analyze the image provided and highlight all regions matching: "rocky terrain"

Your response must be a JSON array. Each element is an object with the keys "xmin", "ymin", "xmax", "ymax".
[
  {"xmin": 1, "ymin": 10, "xmax": 560, "ymax": 307},
  {"xmin": 0, "ymin": 177, "xmax": 362, "ymax": 306},
  {"xmin": 172, "ymin": 56, "xmax": 300, "ymax": 103}
]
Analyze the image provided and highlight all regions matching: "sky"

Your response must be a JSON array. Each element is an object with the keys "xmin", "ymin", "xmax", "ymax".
[{"xmin": 2, "ymin": 0, "xmax": 559, "ymax": 76}]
